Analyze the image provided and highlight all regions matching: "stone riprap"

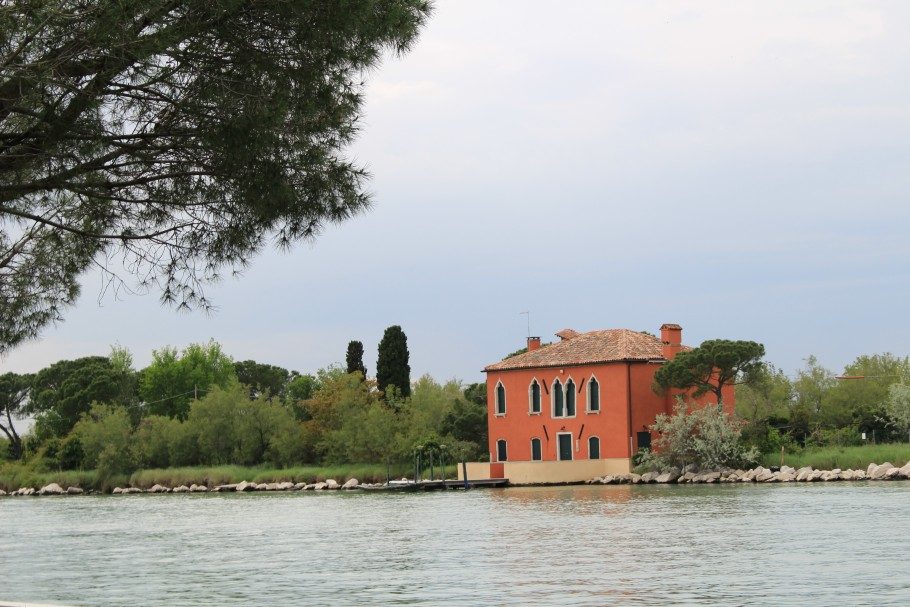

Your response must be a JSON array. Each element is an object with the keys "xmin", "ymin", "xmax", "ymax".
[
  {"xmin": 587, "ymin": 461, "xmax": 910, "ymax": 485},
  {"xmin": 5, "ymin": 462, "xmax": 908, "ymax": 496},
  {"xmin": 2, "ymin": 478, "xmax": 378, "ymax": 496}
]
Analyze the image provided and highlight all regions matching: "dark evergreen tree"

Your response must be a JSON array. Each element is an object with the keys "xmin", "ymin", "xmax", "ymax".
[
  {"xmin": 27, "ymin": 356, "xmax": 133, "ymax": 438},
  {"xmin": 234, "ymin": 360, "xmax": 293, "ymax": 400},
  {"xmin": 0, "ymin": 1, "xmax": 432, "ymax": 354},
  {"xmin": 345, "ymin": 341, "xmax": 367, "ymax": 379},
  {"xmin": 376, "ymin": 326, "xmax": 411, "ymax": 397}
]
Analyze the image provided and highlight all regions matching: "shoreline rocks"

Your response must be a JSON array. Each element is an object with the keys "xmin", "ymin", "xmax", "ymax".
[{"xmin": 591, "ymin": 462, "xmax": 909, "ymax": 485}]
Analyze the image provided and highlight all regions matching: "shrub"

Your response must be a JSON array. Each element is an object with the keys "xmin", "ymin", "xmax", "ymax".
[
  {"xmin": 72, "ymin": 403, "xmax": 134, "ymax": 472},
  {"xmin": 58, "ymin": 435, "xmax": 84, "ymax": 470},
  {"xmin": 641, "ymin": 399, "xmax": 758, "ymax": 472}
]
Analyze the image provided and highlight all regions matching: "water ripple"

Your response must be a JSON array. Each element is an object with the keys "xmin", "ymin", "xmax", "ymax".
[{"xmin": 2, "ymin": 483, "xmax": 909, "ymax": 606}]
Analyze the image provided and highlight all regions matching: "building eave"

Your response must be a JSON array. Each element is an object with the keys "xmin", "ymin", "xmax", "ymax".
[{"xmin": 483, "ymin": 357, "xmax": 667, "ymax": 373}]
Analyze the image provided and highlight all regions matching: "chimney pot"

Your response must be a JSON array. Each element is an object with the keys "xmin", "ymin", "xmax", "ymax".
[
  {"xmin": 660, "ymin": 324, "xmax": 682, "ymax": 360},
  {"xmin": 527, "ymin": 336, "xmax": 541, "ymax": 352}
]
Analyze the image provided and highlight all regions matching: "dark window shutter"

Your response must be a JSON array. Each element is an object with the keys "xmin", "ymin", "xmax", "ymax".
[
  {"xmin": 496, "ymin": 383, "xmax": 506, "ymax": 414},
  {"xmin": 531, "ymin": 438, "xmax": 541, "ymax": 461},
  {"xmin": 497, "ymin": 439, "xmax": 507, "ymax": 462},
  {"xmin": 566, "ymin": 380, "xmax": 576, "ymax": 416},
  {"xmin": 589, "ymin": 378, "xmax": 599, "ymax": 411},
  {"xmin": 589, "ymin": 437, "xmax": 600, "ymax": 459},
  {"xmin": 553, "ymin": 380, "xmax": 564, "ymax": 417}
]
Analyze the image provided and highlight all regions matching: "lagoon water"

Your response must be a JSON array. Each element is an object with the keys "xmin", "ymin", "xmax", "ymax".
[{"xmin": 3, "ymin": 483, "xmax": 909, "ymax": 606}]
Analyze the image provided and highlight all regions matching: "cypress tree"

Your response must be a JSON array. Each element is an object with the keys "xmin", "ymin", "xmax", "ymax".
[
  {"xmin": 346, "ymin": 340, "xmax": 367, "ymax": 379},
  {"xmin": 376, "ymin": 325, "xmax": 411, "ymax": 397}
]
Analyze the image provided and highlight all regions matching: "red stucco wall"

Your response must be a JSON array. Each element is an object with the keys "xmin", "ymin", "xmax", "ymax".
[{"xmin": 485, "ymin": 361, "xmax": 735, "ymax": 463}]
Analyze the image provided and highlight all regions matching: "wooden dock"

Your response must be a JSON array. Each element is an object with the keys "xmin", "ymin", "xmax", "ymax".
[{"xmin": 359, "ymin": 478, "xmax": 509, "ymax": 492}]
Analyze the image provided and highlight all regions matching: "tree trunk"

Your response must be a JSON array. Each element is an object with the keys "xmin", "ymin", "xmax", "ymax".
[{"xmin": 0, "ymin": 410, "xmax": 22, "ymax": 459}]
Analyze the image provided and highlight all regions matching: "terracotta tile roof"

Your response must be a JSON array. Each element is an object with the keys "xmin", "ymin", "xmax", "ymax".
[
  {"xmin": 485, "ymin": 329, "xmax": 668, "ymax": 372},
  {"xmin": 555, "ymin": 328, "xmax": 579, "ymax": 340}
]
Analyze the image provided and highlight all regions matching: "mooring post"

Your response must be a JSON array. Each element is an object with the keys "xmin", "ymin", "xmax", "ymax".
[{"xmin": 462, "ymin": 461, "xmax": 469, "ymax": 490}]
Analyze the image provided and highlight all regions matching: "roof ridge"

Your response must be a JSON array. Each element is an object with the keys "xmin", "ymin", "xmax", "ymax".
[{"xmin": 484, "ymin": 326, "xmax": 666, "ymax": 372}]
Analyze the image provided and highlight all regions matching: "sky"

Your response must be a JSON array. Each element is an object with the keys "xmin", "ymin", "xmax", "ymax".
[{"xmin": 3, "ymin": 1, "xmax": 909, "ymax": 384}]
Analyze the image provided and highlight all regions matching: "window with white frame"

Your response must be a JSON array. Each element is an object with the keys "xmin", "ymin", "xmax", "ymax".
[
  {"xmin": 495, "ymin": 381, "xmax": 506, "ymax": 415},
  {"xmin": 552, "ymin": 378, "xmax": 564, "ymax": 417},
  {"xmin": 565, "ymin": 378, "xmax": 576, "ymax": 416},
  {"xmin": 531, "ymin": 437, "xmax": 542, "ymax": 461},
  {"xmin": 587, "ymin": 376, "xmax": 600, "ymax": 412},
  {"xmin": 496, "ymin": 439, "xmax": 508, "ymax": 462},
  {"xmin": 589, "ymin": 436, "xmax": 600, "ymax": 459},
  {"xmin": 529, "ymin": 379, "xmax": 541, "ymax": 414}
]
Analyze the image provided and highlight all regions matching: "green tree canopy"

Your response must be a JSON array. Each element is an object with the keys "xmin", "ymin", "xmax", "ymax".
[
  {"xmin": 287, "ymin": 374, "xmax": 320, "ymax": 403},
  {"xmin": 824, "ymin": 354, "xmax": 910, "ymax": 439},
  {"xmin": 72, "ymin": 403, "xmax": 134, "ymax": 476},
  {"xmin": 27, "ymin": 355, "xmax": 134, "ymax": 438},
  {"xmin": 463, "ymin": 382, "xmax": 487, "ymax": 407},
  {"xmin": 346, "ymin": 340, "xmax": 367, "ymax": 379},
  {"xmin": 653, "ymin": 339, "xmax": 766, "ymax": 404},
  {"xmin": 0, "ymin": 0, "xmax": 431, "ymax": 354},
  {"xmin": 441, "ymin": 394, "xmax": 488, "ymax": 451},
  {"xmin": 233, "ymin": 360, "xmax": 293, "ymax": 400},
  {"xmin": 377, "ymin": 325, "xmax": 411, "ymax": 398},
  {"xmin": 887, "ymin": 383, "xmax": 910, "ymax": 443},
  {"xmin": 139, "ymin": 340, "xmax": 235, "ymax": 419}
]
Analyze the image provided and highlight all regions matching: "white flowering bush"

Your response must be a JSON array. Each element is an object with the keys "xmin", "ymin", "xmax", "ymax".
[{"xmin": 639, "ymin": 398, "xmax": 759, "ymax": 472}]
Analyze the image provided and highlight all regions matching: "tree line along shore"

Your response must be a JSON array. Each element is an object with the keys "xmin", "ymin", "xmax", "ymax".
[
  {"xmin": 2, "ymin": 330, "xmax": 909, "ymax": 493},
  {"xmin": 1, "ymin": 331, "xmax": 488, "ymax": 493}
]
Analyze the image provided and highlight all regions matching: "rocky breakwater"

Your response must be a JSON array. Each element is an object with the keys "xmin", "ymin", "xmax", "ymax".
[
  {"xmin": 588, "ymin": 461, "xmax": 910, "ymax": 485},
  {"xmin": 1, "ymin": 478, "xmax": 373, "ymax": 496},
  {"xmin": 2, "ymin": 483, "xmax": 85, "ymax": 496}
]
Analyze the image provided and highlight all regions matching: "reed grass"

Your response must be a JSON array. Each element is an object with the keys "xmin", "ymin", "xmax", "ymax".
[
  {"xmin": 0, "ymin": 462, "xmax": 459, "ymax": 492},
  {"xmin": 762, "ymin": 443, "xmax": 910, "ymax": 470}
]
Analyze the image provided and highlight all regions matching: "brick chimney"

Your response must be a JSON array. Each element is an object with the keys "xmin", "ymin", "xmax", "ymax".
[
  {"xmin": 527, "ymin": 336, "xmax": 541, "ymax": 352},
  {"xmin": 660, "ymin": 324, "xmax": 682, "ymax": 360}
]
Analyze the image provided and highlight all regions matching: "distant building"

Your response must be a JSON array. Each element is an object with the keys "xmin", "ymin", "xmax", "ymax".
[{"xmin": 461, "ymin": 323, "xmax": 734, "ymax": 484}]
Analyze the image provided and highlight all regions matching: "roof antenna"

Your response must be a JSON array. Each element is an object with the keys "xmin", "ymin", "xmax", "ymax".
[{"xmin": 519, "ymin": 310, "xmax": 530, "ymax": 338}]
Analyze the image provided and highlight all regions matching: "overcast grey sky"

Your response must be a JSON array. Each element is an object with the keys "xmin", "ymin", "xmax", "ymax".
[{"xmin": 3, "ymin": 1, "xmax": 909, "ymax": 383}]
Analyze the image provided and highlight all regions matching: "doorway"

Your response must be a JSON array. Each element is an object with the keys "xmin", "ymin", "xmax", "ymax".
[
  {"xmin": 637, "ymin": 431, "xmax": 652, "ymax": 451},
  {"xmin": 557, "ymin": 432, "xmax": 573, "ymax": 461}
]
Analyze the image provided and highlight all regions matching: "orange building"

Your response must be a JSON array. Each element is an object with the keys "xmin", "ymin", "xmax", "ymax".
[{"xmin": 468, "ymin": 323, "xmax": 734, "ymax": 483}]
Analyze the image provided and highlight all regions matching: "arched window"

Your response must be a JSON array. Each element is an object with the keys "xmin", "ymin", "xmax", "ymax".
[
  {"xmin": 588, "ymin": 376, "xmax": 600, "ymax": 412},
  {"xmin": 552, "ymin": 379, "xmax": 564, "ymax": 417},
  {"xmin": 531, "ymin": 438, "xmax": 542, "ymax": 461},
  {"xmin": 529, "ymin": 380, "xmax": 541, "ymax": 414},
  {"xmin": 565, "ymin": 378, "xmax": 576, "ymax": 416},
  {"xmin": 496, "ymin": 439, "xmax": 508, "ymax": 462},
  {"xmin": 495, "ymin": 381, "xmax": 506, "ymax": 415},
  {"xmin": 589, "ymin": 436, "xmax": 600, "ymax": 459}
]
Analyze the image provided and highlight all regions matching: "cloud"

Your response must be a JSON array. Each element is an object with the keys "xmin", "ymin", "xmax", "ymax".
[{"xmin": 4, "ymin": 1, "xmax": 908, "ymax": 381}]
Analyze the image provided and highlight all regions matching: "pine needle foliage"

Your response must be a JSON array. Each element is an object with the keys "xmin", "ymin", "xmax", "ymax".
[{"xmin": 0, "ymin": 0, "xmax": 432, "ymax": 353}]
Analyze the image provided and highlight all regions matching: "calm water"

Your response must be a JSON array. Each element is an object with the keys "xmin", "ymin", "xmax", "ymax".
[{"xmin": 2, "ymin": 483, "xmax": 909, "ymax": 606}]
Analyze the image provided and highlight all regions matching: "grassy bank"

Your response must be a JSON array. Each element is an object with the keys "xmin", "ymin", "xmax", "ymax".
[
  {"xmin": 762, "ymin": 443, "xmax": 910, "ymax": 470},
  {"xmin": 0, "ymin": 462, "xmax": 460, "ymax": 492},
  {"xmin": 0, "ymin": 465, "xmax": 127, "ymax": 493}
]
